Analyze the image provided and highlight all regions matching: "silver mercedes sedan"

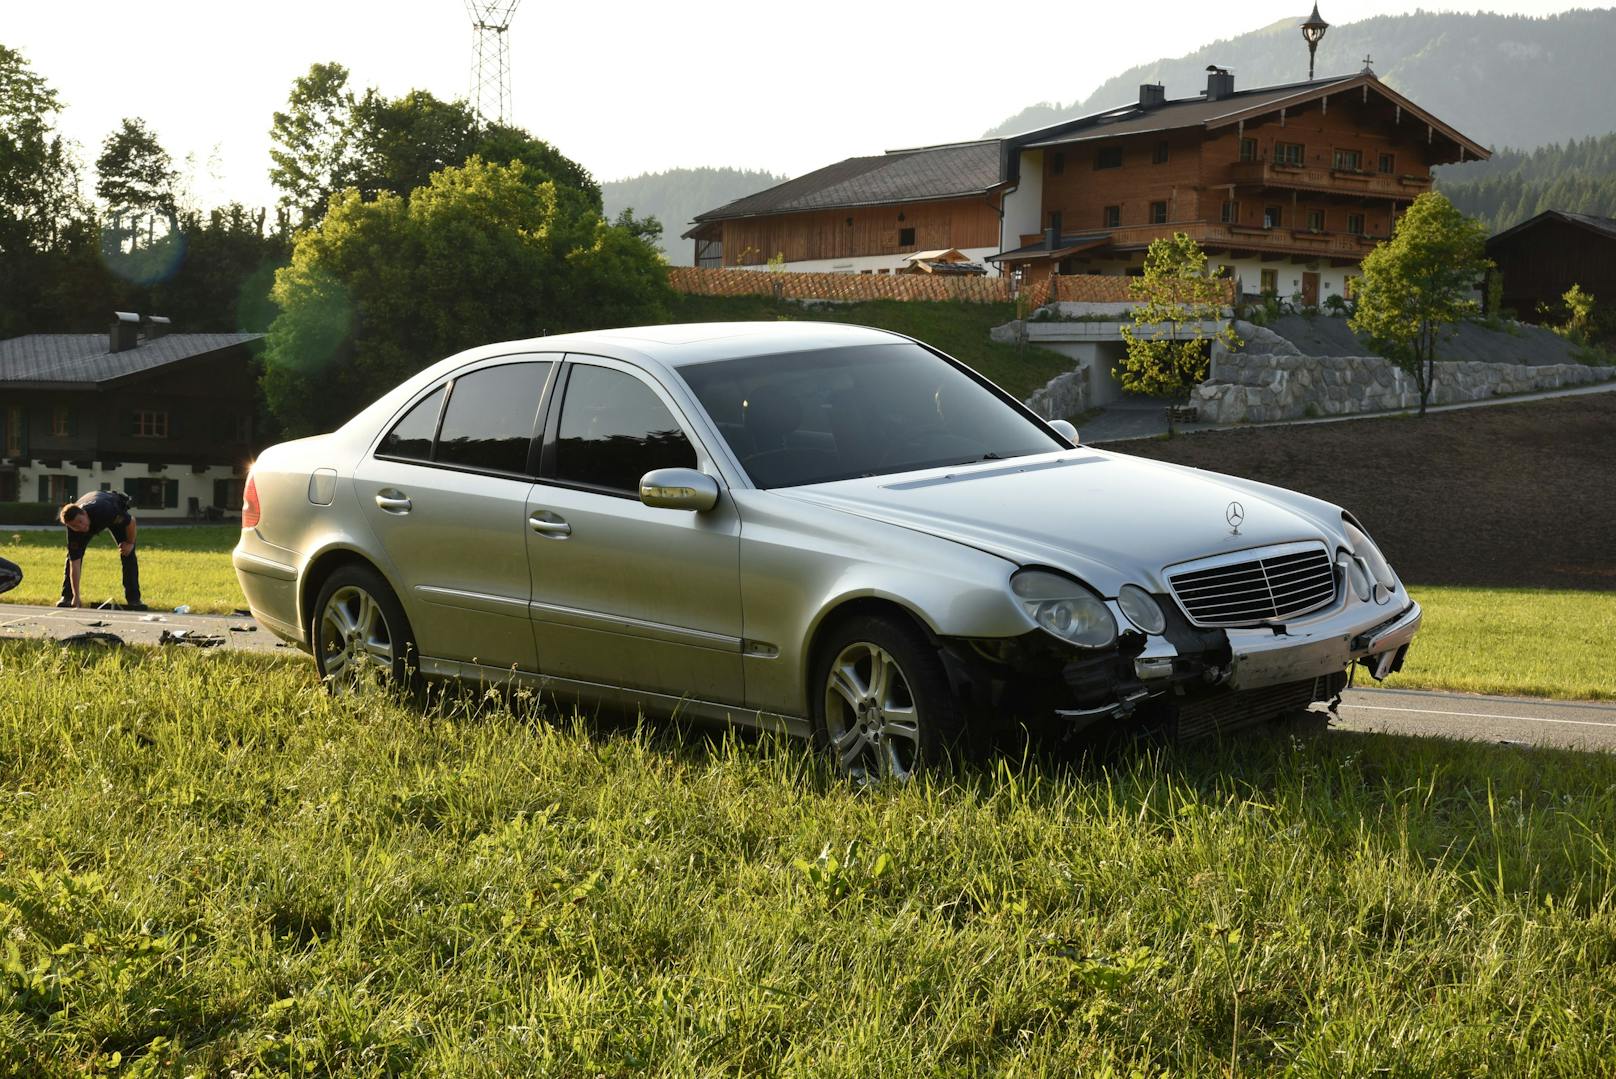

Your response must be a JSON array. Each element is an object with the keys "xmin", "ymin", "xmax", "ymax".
[{"xmin": 234, "ymin": 322, "xmax": 1420, "ymax": 778}]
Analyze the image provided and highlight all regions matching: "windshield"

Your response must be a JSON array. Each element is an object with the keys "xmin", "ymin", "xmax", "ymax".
[{"xmin": 678, "ymin": 342, "xmax": 1065, "ymax": 489}]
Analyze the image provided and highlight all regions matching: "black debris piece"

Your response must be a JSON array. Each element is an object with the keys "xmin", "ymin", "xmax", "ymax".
[
  {"xmin": 229, "ymin": 624, "xmax": 257, "ymax": 633},
  {"xmin": 159, "ymin": 628, "xmax": 226, "ymax": 648},
  {"xmin": 59, "ymin": 631, "xmax": 124, "ymax": 648}
]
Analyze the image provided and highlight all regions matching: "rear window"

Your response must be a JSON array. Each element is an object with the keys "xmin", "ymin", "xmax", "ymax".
[{"xmin": 435, "ymin": 362, "xmax": 551, "ymax": 474}]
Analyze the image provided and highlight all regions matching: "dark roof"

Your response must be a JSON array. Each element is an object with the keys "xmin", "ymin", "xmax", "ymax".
[
  {"xmin": 0, "ymin": 332, "xmax": 263, "ymax": 387},
  {"xmin": 1010, "ymin": 71, "xmax": 1488, "ymax": 164},
  {"xmin": 986, "ymin": 234, "xmax": 1110, "ymax": 263},
  {"xmin": 1488, "ymin": 209, "xmax": 1616, "ymax": 247},
  {"xmin": 687, "ymin": 140, "xmax": 1001, "ymax": 231}
]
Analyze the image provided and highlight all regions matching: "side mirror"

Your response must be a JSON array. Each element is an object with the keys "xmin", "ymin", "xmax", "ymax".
[
  {"xmin": 639, "ymin": 467, "xmax": 720, "ymax": 512},
  {"xmin": 1048, "ymin": 419, "xmax": 1080, "ymax": 446}
]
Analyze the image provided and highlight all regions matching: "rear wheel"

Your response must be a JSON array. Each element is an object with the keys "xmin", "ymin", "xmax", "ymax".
[
  {"xmin": 812, "ymin": 614, "xmax": 963, "ymax": 782},
  {"xmin": 312, "ymin": 565, "xmax": 418, "ymax": 695}
]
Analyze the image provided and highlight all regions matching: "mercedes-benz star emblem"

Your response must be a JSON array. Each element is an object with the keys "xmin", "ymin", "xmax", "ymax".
[{"xmin": 1226, "ymin": 501, "xmax": 1245, "ymax": 535}]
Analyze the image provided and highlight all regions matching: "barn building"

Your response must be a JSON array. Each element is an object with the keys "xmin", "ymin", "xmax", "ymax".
[{"xmin": 1485, "ymin": 211, "xmax": 1616, "ymax": 323}]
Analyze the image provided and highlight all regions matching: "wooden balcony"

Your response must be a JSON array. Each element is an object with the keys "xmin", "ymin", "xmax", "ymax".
[
  {"xmin": 1107, "ymin": 222, "xmax": 1385, "ymax": 259},
  {"xmin": 1227, "ymin": 160, "xmax": 1433, "ymax": 200}
]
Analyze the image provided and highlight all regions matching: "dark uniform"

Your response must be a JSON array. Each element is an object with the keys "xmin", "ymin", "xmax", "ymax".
[
  {"xmin": 0, "ymin": 555, "xmax": 19, "ymax": 596},
  {"xmin": 62, "ymin": 490, "xmax": 141, "ymax": 606}
]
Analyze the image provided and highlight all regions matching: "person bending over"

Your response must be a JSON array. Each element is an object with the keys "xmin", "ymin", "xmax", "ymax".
[{"xmin": 59, "ymin": 490, "xmax": 145, "ymax": 610}]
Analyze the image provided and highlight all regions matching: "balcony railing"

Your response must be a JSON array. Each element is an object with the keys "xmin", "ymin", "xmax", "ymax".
[
  {"xmin": 1011, "ymin": 221, "xmax": 1387, "ymax": 259},
  {"xmin": 1227, "ymin": 160, "xmax": 1433, "ymax": 199}
]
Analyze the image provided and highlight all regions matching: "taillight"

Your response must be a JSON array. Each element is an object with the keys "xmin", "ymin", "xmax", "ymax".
[{"xmin": 242, "ymin": 472, "xmax": 261, "ymax": 528}]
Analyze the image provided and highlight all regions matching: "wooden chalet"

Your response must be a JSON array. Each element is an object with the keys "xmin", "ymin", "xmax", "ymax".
[
  {"xmin": 1486, "ymin": 211, "xmax": 1616, "ymax": 323},
  {"xmin": 683, "ymin": 141, "xmax": 1005, "ymax": 275},
  {"xmin": 991, "ymin": 66, "xmax": 1489, "ymax": 302},
  {"xmin": 0, "ymin": 314, "xmax": 262, "ymax": 516}
]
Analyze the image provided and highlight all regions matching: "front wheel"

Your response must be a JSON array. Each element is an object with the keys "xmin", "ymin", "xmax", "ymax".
[
  {"xmin": 311, "ymin": 564, "xmax": 418, "ymax": 695},
  {"xmin": 811, "ymin": 614, "xmax": 964, "ymax": 782}
]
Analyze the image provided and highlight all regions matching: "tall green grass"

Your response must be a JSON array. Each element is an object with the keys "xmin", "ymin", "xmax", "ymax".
[{"xmin": 2, "ymin": 640, "xmax": 1614, "ymax": 1074}]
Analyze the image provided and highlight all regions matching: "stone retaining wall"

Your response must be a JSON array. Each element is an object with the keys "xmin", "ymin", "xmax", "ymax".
[{"xmin": 1193, "ymin": 350, "xmax": 1616, "ymax": 424}]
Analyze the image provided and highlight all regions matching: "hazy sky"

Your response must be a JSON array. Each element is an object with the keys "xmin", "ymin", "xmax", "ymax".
[{"xmin": 6, "ymin": 0, "xmax": 1582, "ymax": 212}]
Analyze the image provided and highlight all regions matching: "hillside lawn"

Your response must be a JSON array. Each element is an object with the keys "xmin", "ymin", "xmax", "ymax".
[{"xmin": 2, "ymin": 638, "xmax": 1615, "ymax": 1074}]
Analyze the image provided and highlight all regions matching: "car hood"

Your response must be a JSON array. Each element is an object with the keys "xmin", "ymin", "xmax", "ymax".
[{"xmin": 777, "ymin": 448, "xmax": 1348, "ymax": 595}]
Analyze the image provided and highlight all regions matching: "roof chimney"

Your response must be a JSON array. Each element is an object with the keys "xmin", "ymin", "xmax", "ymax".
[
  {"xmin": 1205, "ymin": 66, "xmax": 1235, "ymax": 102},
  {"xmin": 109, "ymin": 311, "xmax": 139, "ymax": 353},
  {"xmin": 145, "ymin": 315, "xmax": 171, "ymax": 340},
  {"xmin": 1139, "ymin": 83, "xmax": 1166, "ymax": 108}
]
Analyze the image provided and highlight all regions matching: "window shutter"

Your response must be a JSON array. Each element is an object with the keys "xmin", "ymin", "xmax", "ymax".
[
  {"xmin": 124, "ymin": 478, "xmax": 138, "ymax": 503},
  {"xmin": 123, "ymin": 412, "xmax": 136, "ymax": 437},
  {"xmin": 38, "ymin": 476, "xmax": 48, "ymax": 502},
  {"xmin": 164, "ymin": 479, "xmax": 179, "ymax": 508},
  {"xmin": 66, "ymin": 476, "xmax": 78, "ymax": 500}
]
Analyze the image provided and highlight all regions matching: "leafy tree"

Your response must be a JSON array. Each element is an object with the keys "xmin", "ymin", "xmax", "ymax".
[
  {"xmin": 268, "ymin": 64, "xmax": 602, "ymax": 228},
  {"xmin": 268, "ymin": 62, "xmax": 360, "ymax": 226},
  {"xmin": 263, "ymin": 157, "xmax": 670, "ymax": 435},
  {"xmin": 0, "ymin": 44, "xmax": 84, "ymax": 255},
  {"xmin": 95, "ymin": 117, "xmax": 178, "ymax": 219},
  {"xmin": 1118, "ymin": 233, "xmax": 1237, "ymax": 429},
  {"xmin": 1349, "ymin": 192, "xmax": 1492, "ymax": 415}
]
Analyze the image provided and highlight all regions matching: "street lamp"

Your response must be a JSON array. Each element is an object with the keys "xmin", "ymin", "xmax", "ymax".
[{"xmin": 1301, "ymin": 4, "xmax": 1330, "ymax": 81}]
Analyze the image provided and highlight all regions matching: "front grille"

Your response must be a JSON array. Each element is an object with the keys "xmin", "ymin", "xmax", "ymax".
[{"xmin": 1167, "ymin": 543, "xmax": 1336, "ymax": 627}]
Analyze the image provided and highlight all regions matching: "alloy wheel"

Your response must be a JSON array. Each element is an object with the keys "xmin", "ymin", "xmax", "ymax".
[
  {"xmin": 319, "ymin": 585, "xmax": 395, "ymax": 691},
  {"xmin": 823, "ymin": 640, "xmax": 922, "ymax": 781}
]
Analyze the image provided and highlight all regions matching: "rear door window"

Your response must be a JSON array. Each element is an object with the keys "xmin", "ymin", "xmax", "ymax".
[
  {"xmin": 434, "ymin": 362, "xmax": 552, "ymax": 474},
  {"xmin": 377, "ymin": 385, "xmax": 445, "ymax": 461},
  {"xmin": 552, "ymin": 364, "xmax": 697, "ymax": 493}
]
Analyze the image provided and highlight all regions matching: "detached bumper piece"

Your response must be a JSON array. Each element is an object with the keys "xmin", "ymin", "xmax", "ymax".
[{"xmin": 1174, "ymin": 672, "xmax": 1346, "ymax": 743}]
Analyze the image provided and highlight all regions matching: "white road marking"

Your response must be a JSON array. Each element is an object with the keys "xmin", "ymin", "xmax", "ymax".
[{"xmin": 1344, "ymin": 703, "xmax": 1616, "ymax": 730}]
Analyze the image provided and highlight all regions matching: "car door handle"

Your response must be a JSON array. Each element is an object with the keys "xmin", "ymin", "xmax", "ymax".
[
  {"xmin": 375, "ymin": 490, "xmax": 412, "ymax": 514},
  {"xmin": 529, "ymin": 510, "xmax": 571, "ymax": 538}
]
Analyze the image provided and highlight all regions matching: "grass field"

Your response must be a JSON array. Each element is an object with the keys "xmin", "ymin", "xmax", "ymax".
[
  {"xmin": 1, "ymin": 638, "xmax": 1614, "ymax": 1074},
  {"xmin": 2, "ymin": 526, "xmax": 244, "ymax": 614},
  {"xmin": 665, "ymin": 295, "xmax": 1072, "ymax": 401},
  {"xmin": 6, "ymin": 527, "xmax": 1612, "ymax": 701}
]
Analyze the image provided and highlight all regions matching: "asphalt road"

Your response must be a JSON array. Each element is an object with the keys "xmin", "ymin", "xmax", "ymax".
[{"xmin": 3, "ymin": 601, "xmax": 1614, "ymax": 752}]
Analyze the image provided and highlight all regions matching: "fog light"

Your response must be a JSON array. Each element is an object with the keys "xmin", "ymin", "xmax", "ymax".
[{"xmin": 1117, "ymin": 584, "xmax": 1166, "ymax": 634}]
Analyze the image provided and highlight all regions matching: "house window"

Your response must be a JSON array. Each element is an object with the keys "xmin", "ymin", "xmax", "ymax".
[
  {"xmin": 1263, "ymin": 205, "xmax": 1283, "ymax": 229},
  {"xmin": 1149, "ymin": 201, "xmax": 1168, "ymax": 224},
  {"xmin": 1051, "ymin": 151, "xmax": 1065, "ymax": 176},
  {"xmin": 1102, "ymin": 205, "xmax": 1121, "ymax": 228},
  {"xmin": 1220, "ymin": 200, "xmax": 1240, "ymax": 224},
  {"xmin": 3, "ymin": 407, "xmax": 21, "ymax": 455},
  {"xmin": 1333, "ymin": 148, "xmax": 1363, "ymax": 171},
  {"xmin": 898, "ymin": 227, "xmax": 915, "ymax": 246},
  {"xmin": 1152, "ymin": 140, "xmax": 1169, "ymax": 164},
  {"xmin": 1260, "ymin": 268, "xmax": 1279, "ymax": 295},
  {"xmin": 1378, "ymin": 153, "xmax": 1395, "ymax": 174},
  {"xmin": 1095, "ymin": 146, "xmax": 1122, "ymax": 169},
  {"xmin": 1307, "ymin": 209, "xmax": 1325, "ymax": 232},
  {"xmin": 1344, "ymin": 275, "xmax": 1360, "ymax": 298},
  {"xmin": 1048, "ymin": 211, "xmax": 1063, "ymax": 238},
  {"xmin": 38, "ymin": 474, "xmax": 77, "ymax": 504},
  {"xmin": 1275, "ymin": 141, "xmax": 1305, "ymax": 167},
  {"xmin": 133, "ymin": 410, "xmax": 169, "ymax": 439},
  {"xmin": 1239, "ymin": 137, "xmax": 1258, "ymax": 162},
  {"xmin": 213, "ymin": 478, "xmax": 245, "ymax": 511},
  {"xmin": 1347, "ymin": 213, "xmax": 1366, "ymax": 235},
  {"xmin": 51, "ymin": 407, "xmax": 72, "ymax": 437},
  {"xmin": 124, "ymin": 477, "xmax": 178, "ymax": 509}
]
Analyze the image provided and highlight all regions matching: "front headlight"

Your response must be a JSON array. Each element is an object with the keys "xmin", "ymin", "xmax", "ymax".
[
  {"xmin": 1342, "ymin": 519, "xmax": 1397, "ymax": 591},
  {"xmin": 1010, "ymin": 569, "xmax": 1117, "ymax": 648}
]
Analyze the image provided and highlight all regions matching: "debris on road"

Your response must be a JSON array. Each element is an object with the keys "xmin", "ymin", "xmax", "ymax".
[
  {"xmin": 140, "ymin": 614, "xmax": 165, "ymax": 623},
  {"xmin": 229, "ymin": 624, "xmax": 257, "ymax": 633},
  {"xmin": 173, "ymin": 605, "xmax": 192, "ymax": 614},
  {"xmin": 159, "ymin": 628, "xmax": 225, "ymax": 648},
  {"xmin": 59, "ymin": 631, "xmax": 124, "ymax": 649}
]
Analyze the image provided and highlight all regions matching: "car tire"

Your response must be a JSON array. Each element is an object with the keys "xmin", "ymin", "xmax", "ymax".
[
  {"xmin": 311, "ymin": 564, "xmax": 419, "ymax": 696},
  {"xmin": 811, "ymin": 613, "xmax": 965, "ymax": 781}
]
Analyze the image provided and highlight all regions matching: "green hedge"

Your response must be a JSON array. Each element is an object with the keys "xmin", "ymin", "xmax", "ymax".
[{"xmin": 0, "ymin": 502, "xmax": 60, "ymax": 526}]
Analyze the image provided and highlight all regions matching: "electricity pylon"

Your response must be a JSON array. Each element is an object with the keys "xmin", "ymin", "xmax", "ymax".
[{"xmin": 466, "ymin": 0, "xmax": 522, "ymax": 123}]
